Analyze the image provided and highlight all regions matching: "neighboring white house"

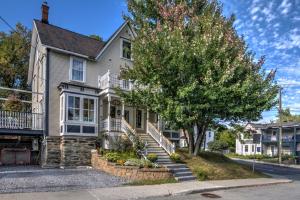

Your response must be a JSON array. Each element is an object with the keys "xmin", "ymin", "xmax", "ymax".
[
  {"xmin": 179, "ymin": 127, "xmax": 215, "ymax": 150},
  {"xmin": 235, "ymin": 123, "xmax": 263, "ymax": 155}
]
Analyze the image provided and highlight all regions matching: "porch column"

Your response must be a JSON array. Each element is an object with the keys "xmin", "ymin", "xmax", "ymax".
[
  {"xmin": 107, "ymin": 95, "xmax": 111, "ymax": 132},
  {"xmin": 146, "ymin": 108, "xmax": 149, "ymax": 133},
  {"xmin": 99, "ymin": 98, "xmax": 103, "ymax": 132},
  {"xmin": 121, "ymin": 101, "xmax": 125, "ymax": 119}
]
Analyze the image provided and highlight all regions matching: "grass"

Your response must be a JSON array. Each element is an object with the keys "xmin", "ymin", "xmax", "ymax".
[
  {"xmin": 177, "ymin": 149, "xmax": 268, "ymax": 181},
  {"xmin": 125, "ymin": 178, "xmax": 178, "ymax": 186}
]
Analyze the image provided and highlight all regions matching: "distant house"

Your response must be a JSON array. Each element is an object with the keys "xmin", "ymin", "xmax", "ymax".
[
  {"xmin": 179, "ymin": 127, "xmax": 215, "ymax": 150},
  {"xmin": 235, "ymin": 123, "xmax": 263, "ymax": 156},
  {"xmin": 236, "ymin": 122, "xmax": 300, "ymax": 157}
]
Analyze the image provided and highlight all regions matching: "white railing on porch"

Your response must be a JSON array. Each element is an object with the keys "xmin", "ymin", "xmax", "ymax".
[
  {"xmin": 98, "ymin": 70, "xmax": 134, "ymax": 91},
  {"xmin": 0, "ymin": 110, "xmax": 43, "ymax": 130},
  {"xmin": 100, "ymin": 118, "xmax": 122, "ymax": 132},
  {"xmin": 147, "ymin": 122, "xmax": 175, "ymax": 155}
]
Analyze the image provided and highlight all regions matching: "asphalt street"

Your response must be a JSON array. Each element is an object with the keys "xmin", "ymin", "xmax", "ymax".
[{"xmin": 138, "ymin": 160, "xmax": 300, "ymax": 200}]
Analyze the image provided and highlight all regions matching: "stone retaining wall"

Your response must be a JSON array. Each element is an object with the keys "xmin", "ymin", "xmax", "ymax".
[
  {"xmin": 61, "ymin": 136, "xmax": 96, "ymax": 167},
  {"xmin": 91, "ymin": 150, "xmax": 173, "ymax": 180},
  {"xmin": 41, "ymin": 136, "xmax": 96, "ymax": 167}
]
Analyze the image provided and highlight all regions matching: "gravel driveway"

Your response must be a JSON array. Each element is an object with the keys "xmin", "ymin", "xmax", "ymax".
[{"xmin": 0, "ymin": 166, "xmax": 127, "ymax": 193}]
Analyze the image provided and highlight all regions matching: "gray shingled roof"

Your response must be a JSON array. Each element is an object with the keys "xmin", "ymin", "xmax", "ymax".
[{"xmin": 34, "ymin": 20, "xmax": 105, "ymax": 59}]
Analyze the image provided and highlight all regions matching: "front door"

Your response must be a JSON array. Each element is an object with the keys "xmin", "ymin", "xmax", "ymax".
[{"xmin": 136, "ymin": 109, "xmax": 143, "ymax": 129}]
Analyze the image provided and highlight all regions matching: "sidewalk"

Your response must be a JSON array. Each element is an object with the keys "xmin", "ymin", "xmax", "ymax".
[
  {"xmin": 231, "ymin": 158, "xmax": 300, "ymax": 169},
  {"xmin": 0, "ymin": 178, "xmax": 292, "ymax": 200}
]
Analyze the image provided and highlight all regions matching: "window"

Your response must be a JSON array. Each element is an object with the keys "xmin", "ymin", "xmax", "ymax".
[
  {"xmin": 257, "ymin": 147, "xmax": 261, "ymax": 152},
  {"xmin": 83, "ymin": 99, "xmax": 95, "ymax": 122},
  {"xmin": 272, "ymin": 131, "xmax": 276, "ymax": 136},
  {"xmin": 122, "ymin": 39, "xmax": 131, "ymax": 59},
  {"xmin": 245, "ymin": 145, "xmax": 248, "ymax": 152},
  {"xmin": 68, "ymin": 96, "xmax": 80, "ymax": 121},
  {"xmin": 110, "ymin": 106, "xmax": 116, "ymax": 118},
  {"xmin": 208, "ymin": 132, "xmax": 211, "ymax": 138},
  {"xmin": 70, "ymin": 57, "xmax": 85, "ymax": 82}
]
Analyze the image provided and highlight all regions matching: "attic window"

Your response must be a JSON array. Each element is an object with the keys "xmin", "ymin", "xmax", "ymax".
[{"xmin": 121, "ymin": 39, "xmax": 132, "ymax": 60}]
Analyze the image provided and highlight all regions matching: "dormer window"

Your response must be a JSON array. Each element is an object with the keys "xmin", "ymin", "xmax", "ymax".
[
  {"xmin": 121, "ymin": 39, "xmax": 132, "ymax": 60},
  {"xmin": 70, "ymin": 56, "xmax": 86, "ymax": 82}
]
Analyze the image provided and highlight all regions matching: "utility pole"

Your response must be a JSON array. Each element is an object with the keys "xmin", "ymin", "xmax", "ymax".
[{"xmin": 278, "ymin": 87, "xmax": 282, "ymax": 164}]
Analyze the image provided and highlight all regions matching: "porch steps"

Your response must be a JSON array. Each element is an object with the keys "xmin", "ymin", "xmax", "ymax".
[{"xmin": 138, "ymin": 133, "xmax": 196, "ymax": 182}]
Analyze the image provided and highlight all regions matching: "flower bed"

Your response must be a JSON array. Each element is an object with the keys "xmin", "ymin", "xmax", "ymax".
[{"xmin": 91, "ymin": 150, "xmax": 173, "ymax": 181}]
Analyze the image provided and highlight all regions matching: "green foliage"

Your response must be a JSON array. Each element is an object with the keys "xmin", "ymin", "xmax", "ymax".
[
  {"xmin": 124, "ymin": 158, "xmax": 157, "ymax": 168},
  {"xmin": 277, "ymin": 108, "xmax": 300, "ymax": 123},
  {"xmin": 207, "ymin": 140, "xmax": 228, "ymax": 152},
  {"xmin": 147, "ymin": 153, "xmax": 158, "ymax": 162},
  {"xmin": 217, "ymin": 130, "xmax": 236, "ymax": 149},
  {"xmin": 227, "ymin": 153, "xmax": 270, "ymax": 160},
  {"xmin": 105, "ymin": 152, "xmax": 120, "ymax": 162},
  {"xmin": 125, "ymin": 178, "xmax": 177, "ymax": 185},
  {"xmin": 122, "ymin": 0, "xmax": 278, "ymax": 155},
  {"xmin": 196, "ymin": 169, "xmax": 208, "ymax": 181},
  {"xmin": 3, "ymin": 94, "xmax": 22, "ymax": 111},
  {"xmin": 170, "ymin": 153, "xmax": 181, "ymax": 163},
  {"xmin": 89, "ymin": 34, "xmax": 103, "ymax": 41},
  {"xmin": 132, "ymin": 135, "xmax": 146, "ymax": 156},
  {"xmin": 113, "ymin": 135, "xmax": 133, "ymax": 152}
]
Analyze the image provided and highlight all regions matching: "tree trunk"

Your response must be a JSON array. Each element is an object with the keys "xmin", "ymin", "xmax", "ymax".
[
  {"xmin": 193, "ymin": 123, "xmax": 208, "ymax": 156},
  {"xmin": 187, "ymin": 129, "xmax": 194, "ymax": 156}
]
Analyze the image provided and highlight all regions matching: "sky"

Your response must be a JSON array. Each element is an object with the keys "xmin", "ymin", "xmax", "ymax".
[{"xmin": 0, "ymin": 0, "xmax": 299, "ymax": 122}]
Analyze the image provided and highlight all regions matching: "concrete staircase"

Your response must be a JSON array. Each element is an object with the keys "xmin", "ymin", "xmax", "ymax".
[{"xmin": 139, "ymin": 133, "xmax": 196, "ymax": 182}]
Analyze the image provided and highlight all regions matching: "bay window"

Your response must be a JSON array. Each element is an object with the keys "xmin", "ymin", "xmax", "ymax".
[{"xmin": 60, "ymin": 93, "xmax": 97, "ymax": 135}]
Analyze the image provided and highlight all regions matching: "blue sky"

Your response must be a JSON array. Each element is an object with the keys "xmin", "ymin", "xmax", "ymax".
[{"xmin": 0, "ymin": 0, "xmax": 299, "ymax": 122}]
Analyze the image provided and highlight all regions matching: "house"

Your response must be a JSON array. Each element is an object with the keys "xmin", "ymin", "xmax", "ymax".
[
  {"xmin": 236, "ymin": 122, "xmax": 300, "ymax": 157},
  {"xmin": 235, "ymin": 123, "xmax": 263, "ymax": 156},
  {"xmin": 23, "ymin": 2, "xmax": 181, "ymax": 167},
  {"xmin": 179, "ymin": 127, "xmax": 215, "ymax": 150},
  {"xmin": 261, "ymin": 122, "xmax": 300, "ymax": 157}
]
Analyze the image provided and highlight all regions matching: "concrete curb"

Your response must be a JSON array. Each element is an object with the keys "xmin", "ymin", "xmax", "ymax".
[
  {"xmin": 231, "ymin": 158, "xmax": 300, "ymax": 169},
  {"xmin": 174, "ymin": 179, "xmax": 293, "ymax": 196}
]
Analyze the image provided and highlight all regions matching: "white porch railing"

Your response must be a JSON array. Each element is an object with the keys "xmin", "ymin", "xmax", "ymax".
[
  {"xmin": 98, "ymin": 70, "xmax": 134, "ymax": 91},
  {"xmin": 0, "ymin": 110, "xmax": 43, "ymax": 130},
  {"xmin": 147, "ymin": 122, "xmax": 175, "ymax": 155},
  {"xmin": 100, "ymin": 118, "xmax": 122, "ymax": 132}
]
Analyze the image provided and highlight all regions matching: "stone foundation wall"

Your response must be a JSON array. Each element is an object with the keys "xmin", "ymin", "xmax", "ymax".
[
  {"xmin": 41, "ymin": 136, "xmax": 61, "ymax": 167},
  {"xmin": 41, "ymin": 136, "xmax": 96, "ymax": 167},
  {"xmin": 61, "ymin": 136, "xmax": 96, "ymax": 167},
  {"xmin": 91, "ymin": 150, "xmax": 173, "ymax": 180}
]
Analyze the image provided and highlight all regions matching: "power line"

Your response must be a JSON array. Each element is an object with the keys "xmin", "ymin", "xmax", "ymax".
[{"xmin": 0, "ymin": 16, "xmax": 15, "ymax": 32}]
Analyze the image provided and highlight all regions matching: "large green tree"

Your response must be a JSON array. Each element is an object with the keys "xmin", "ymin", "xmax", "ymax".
[
  {"xmin": 121, "ymin": 0, "xmax": 278, "ymax": 155},
  {"xmin": 0, "ymin": 23, "xmax": 31, "ymax": 110},
  {"xmin": 277, "ymin": 108, "xmax": 300, "ymax": 123}
]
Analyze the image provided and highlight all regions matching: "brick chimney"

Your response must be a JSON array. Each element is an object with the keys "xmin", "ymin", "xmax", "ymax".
[{"xmin": 41, "ymin": 2, "xmax": 49, "ymax": 24}]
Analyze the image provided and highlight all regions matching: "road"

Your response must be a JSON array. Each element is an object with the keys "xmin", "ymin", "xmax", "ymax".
[{"xmin": 138, "ymin": 161, "xmax": 300, "ymax": 200}]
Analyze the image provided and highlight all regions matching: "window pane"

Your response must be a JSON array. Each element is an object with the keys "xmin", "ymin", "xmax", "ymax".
[
  {"xmin": 122, "ymin": 40, "xmax": 131, "ymax": 59},
  {"xmin": 72, "ymin": 58, "xmax": 84, "ymax": 81},
  {"xmin": 83, "ymin": 110, "xmax": 89, "ymax": 121},
  {"xmin": 68, "ymin": 108, "xmax": 74, "ymax": 120},
  {"xmin": 75, "ymin": 97, "xmax": 80, "ymax": 109},
  {"xmin": 84, "ymin": 99, "xmax": 89, "ymax": 109},
  {"xmin": 68, "ymin": 96, "xmax": 74, "ymax": 108},
  {"xmin": 90, "ymin": 99, "xmax": 94, "ymax": 110},
  {"xmin": 89, "ymin": 110, "xmax": 94, "ymax": 122},
  {"xmin": 74, "ymin": 109, "xmax": 80, "ymax": 120}
]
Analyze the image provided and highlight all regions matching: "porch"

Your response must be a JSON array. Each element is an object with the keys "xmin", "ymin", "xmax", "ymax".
[{"xmin": 0, "ymin": 110, "xmax": 43, "ymax": 135}]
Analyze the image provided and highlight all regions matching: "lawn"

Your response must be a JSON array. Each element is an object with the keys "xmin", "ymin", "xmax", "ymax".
[{"xmin": 177, "ymin": 149, "xmax": 268, "ymax": 181}]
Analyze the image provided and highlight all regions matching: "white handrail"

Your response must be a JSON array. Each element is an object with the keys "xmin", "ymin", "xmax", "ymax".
[
  {"xmin": 147, "ymin": 122, "xmax": 175, "ymax": 155},
  {"xmin": 121, "ymin": 118, "xmax": 148, "ymax": 158},
  {"xmin": 98, "ymin": 71, "xmax": 133, "ymax": 91}
]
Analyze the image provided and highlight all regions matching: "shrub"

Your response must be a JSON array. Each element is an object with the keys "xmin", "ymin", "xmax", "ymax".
[
  {"xmin": 132, "ymin": 136, "xmax": 146, "ymax": 157},
  {"xmin": 113, "ymin": 135, "xmax": 133, "ymax": 152},
  {"xmin": 116, "ymin": 159, "xmax": 126, "ymax": 166},
  {"xmin": 147, "ymin": 153, "xmax": 158, "ymax": 162},
  {"xmin": 105, "ymin": 152, "xmax": 120, "ymax": 162},
  {"xmin": 207, "ymin": 140, "xmax": 229, "ymax": 152},
  {"xmin": 142, "ymin": 159, "xmax": 154, "ymax": 168},
  {"xmin": 170, "ymin": 153, "xmax": 181, "ymax": 163},
  {"xmin": 196, "ymin": 170, "xmax": 208, "ymax": 181},
  {"xmin": 124, "ymin": 158, "xmax": 143, "ymax": 168}
]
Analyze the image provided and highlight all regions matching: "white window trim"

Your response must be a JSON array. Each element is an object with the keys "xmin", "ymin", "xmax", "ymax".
[
  {"xmin": 60, "ymin": 93, "xmax": 98, "ymax": 136},
  {"xmin": 69, "ymin": 56, "xmax": 86, "ymax": 83},
  {"xmin": 120, "ymin": 38, "xmax": 132, "ymax": 61}
]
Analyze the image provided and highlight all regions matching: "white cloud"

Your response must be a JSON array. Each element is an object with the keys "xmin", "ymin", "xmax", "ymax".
[{"xmin": 279, "ymin": 0, "xmax": 292, "ymax": 15}]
